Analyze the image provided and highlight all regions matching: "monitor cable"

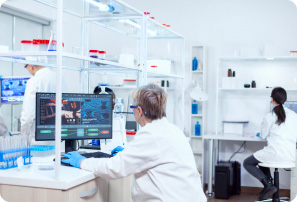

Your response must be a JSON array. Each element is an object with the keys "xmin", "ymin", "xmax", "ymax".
[{"xmin": 228, "ymin": 141, "xmax": 246, "ymax": 162}]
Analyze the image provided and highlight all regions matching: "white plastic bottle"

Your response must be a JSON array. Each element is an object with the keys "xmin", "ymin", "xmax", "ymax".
[{"xmin": 114, "ymin": 98, "xmax": 124, "ymax": 118}]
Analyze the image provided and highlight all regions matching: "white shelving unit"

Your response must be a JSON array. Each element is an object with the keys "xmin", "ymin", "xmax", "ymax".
[
  {"xmin": 215, "ymin": 56, "xmax": 297, "ymax": 198},
  {"xmin": 1, "ymin": 0, "xmax": 185, "ymax": 179},
  {"xmin": 215, "ymin": 56, "xmax": 297, "ymax": 136},
  {"xmin": 189, "ymin": 45, "xmax": 207, "ymax": 186}
]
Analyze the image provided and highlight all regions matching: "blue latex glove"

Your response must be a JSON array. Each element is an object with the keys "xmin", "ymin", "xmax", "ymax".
[
  {"xmin": 62, "ymin": 151, "xmax": 86, "ymax": 168},
  {"xmin": 111, "ymin": 146, "xmax": 124, "ymax": 156}
]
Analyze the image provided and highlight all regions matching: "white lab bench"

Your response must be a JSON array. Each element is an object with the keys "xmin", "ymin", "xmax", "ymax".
[{"xmin": 0, "ymin": 161, "xmax": 133, "ymax": 202}]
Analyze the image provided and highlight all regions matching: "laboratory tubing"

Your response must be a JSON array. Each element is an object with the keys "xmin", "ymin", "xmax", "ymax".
[
  {"xmin": 98, "ymin": 51, "xmax": 106, "ymax": 60},
  {"xmin": 20, "ymin": 40, "xmax": 32, "ymax": 51},
  {"xmin": 228, "ymin": 69, "xmax": 232, "ymax": 77},
  {"xmin": 192, "ymin": 100, "xmax": 198, "ymax": 114},
  {"xmin": 195, "ymin": 121, "xmax": 201, "ymax": 136},
  {"xmin": 192, "ymin": 57, "xmax": 198, "ymax": 71}
]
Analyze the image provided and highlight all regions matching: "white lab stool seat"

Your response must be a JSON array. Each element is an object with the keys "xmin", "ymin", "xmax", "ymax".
[{"xmin": 257, "ymin": 162, "xmax": 296, "ymax": 202}]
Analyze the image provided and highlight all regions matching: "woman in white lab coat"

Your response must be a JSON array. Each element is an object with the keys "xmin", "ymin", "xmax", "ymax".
[
  {"xmin": 243, "ymin": 87, "xmax": 297, "ymax": 201},
  {"xmin": 63, "ymin": 84, "xmax": 207, "ymax": 202}
]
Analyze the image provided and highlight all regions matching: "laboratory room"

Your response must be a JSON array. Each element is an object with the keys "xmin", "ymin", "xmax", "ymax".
[{"xmin": 1, "ymin": 0, "xmax": 297, "ymax": 202}]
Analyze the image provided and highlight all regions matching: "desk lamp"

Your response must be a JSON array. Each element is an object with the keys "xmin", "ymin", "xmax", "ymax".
[{"xmin": 187, "ymin": 81, "xmax": 208, "ymax": 101}]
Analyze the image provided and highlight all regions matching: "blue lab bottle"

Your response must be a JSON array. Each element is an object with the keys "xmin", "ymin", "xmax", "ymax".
[
  {"xmin": 195, "ymin": 121, "xmax": 201, "ymax": 136},
  {"xmin": 192, "ymin": 57, "xmax": 198, "ymax": 71},
  {"xmin": 192, "ymin": 100, "xmax": 198, "ymax": 114}
]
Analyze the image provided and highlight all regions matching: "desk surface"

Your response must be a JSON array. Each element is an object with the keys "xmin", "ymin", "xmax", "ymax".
[
  {"xmin": 0, "ymin": 157, "xmax": 96, "ymax": 190},
  {"xmin": 203, "ymin": 134, "xmax": 267, "ymax": 142}
]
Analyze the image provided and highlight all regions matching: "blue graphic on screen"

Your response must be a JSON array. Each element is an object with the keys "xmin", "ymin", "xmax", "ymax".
[
  {"xmin": 81, "ymin": 99, "xmax": 111, "ymax": 124},
  {"xmin": 1, "ymin": 77, "xmax": 30, "ymax": 103}
]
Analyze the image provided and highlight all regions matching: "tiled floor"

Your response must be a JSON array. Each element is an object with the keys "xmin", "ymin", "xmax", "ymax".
[{"xmin": 207, "ymin": 189, "xmax": 290, "ymax": 202}]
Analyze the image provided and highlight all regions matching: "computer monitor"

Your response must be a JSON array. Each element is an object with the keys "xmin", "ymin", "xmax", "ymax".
[
  {"xmin": 270, "ymin": 101, "xmax": 297, "ymax": 113},
  {"xmin": 0, "ymin": 76, "xmax": 30, "ymax": 104},
  {"xmin": 35, "ymin": 93, "xmax": 113, "ymax": 153}
]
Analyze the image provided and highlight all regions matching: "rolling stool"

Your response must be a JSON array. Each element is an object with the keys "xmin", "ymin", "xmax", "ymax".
[{"xmin": 257, "ymin": 162, "xmax": 296, "ymax": 202}]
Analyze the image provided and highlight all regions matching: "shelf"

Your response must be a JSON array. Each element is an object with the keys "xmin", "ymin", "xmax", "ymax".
[
  {"xmin": 0, "ymin": 51, "xmax": 141, "ymax": 74},
  {"xmin": 219, "ymin": 56, "xmax": 297, "ymax": 61},
  {"xmin": 110, "ymin": 86, "xmax": 137, "ymax": 89},
  {"xmin": 35, "ymin": 0, "xmax": 143, "ymax": 18},
  {"xmin": 191, "ymin": 114, "xmax": 203, "ymax": 117},
  {"xmin": 192, "ymin": 71, "xmax": 203, "ymax": 74},
  {"xmin": 193, "ymin": 152, "xmax": 203, "ymax": 155},
  {"xmin": 219, "ymin": 88, "xmax": 297, "ymax": 92},
  {"xmin": 34, "ymin": 0, "xmax": 183, "ymax": 39},
  {"xmin": 147, "ymin": 70, "xmax": 184, "ymax": 79},
  {"xmin": 203, "ymin": 133, "xmax": 266, "ymax": 142},
  {"xmin": 191, "ymin": 136, "xmax": 202, "ymax": 139}
]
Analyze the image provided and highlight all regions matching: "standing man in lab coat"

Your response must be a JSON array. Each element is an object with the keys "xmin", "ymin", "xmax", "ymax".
[
  {"xmin": 21, "ymin": 59, "xmax": 64, "ymax": 145},
  {"xmin": 63, "ymin": 84, "xmax": 207, "ymax": 202},
  {"xmin": 243, "ymin": 87, "xmax": 297, "ymax": 201},
  {"xmin": 0, "ymin": 109, "xmax": 9, "ymax": 136}
]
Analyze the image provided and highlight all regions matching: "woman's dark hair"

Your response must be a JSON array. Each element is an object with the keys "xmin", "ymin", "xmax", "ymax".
[{"xmin": 271, "ymin": 87, "xmax": 287, "ymax": 125}]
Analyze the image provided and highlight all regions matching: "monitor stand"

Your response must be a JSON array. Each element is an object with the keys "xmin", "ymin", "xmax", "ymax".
[{"xmin": 65, "ymin": 140, "xmax": 77, "ymax": 153}]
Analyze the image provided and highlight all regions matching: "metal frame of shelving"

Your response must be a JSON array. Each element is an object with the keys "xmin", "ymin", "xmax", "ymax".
[
  {"xmin": 189, "ymin": 45, "xmax": 207, "ymax": 189},
  {"xmin": 1, "ymin": 0, "xmax": 185, "ymax": 179}
]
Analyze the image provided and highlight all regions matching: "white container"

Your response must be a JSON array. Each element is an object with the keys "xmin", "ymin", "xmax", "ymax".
[
  {"xmin": 89, "ymin": 50, "xmax": 99, "ymax": 59},
  {"xmin": 290, "ymin": 51, "xmax": 297, "ymax": 56},
  {"xmin": 99, "ymin": 51, "xmax": 106, "ymax": 60},
  {"xmin": 0, "ymin": 45, "xmax": 9, "ymax": 52},
  {"xmin": 20, "ymin": 40, "xmax": 32, "ymax": 51},
  {"xmin": 119, "ymin": 54, "xmax": 135, "ymax": 67},
  {"xmin": 123, "ymin": 79, "xmax": 136, "ymax": 86},
  {"xmin": 32, "ymin": 41, "xmax": 40, "ymax": 51},
  {"xmin": 147, "ymin": 59, "xmax": 171, "ymax": 74},
  {"xmin": 223, "ymin": 121, "xmax": 248, "ymax": 135}
]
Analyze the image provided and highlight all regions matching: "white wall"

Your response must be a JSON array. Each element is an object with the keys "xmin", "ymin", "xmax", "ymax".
[
  {"xmin": 3, "ymin": 0, "xmax": 297, "ymax": 189},
  {"xmin": 122, "ymin": 0, "xmax": 297, "ymax": 189}
]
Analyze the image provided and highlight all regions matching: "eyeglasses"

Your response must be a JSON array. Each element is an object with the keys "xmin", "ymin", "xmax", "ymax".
[
  {"xmin": 129, "ymin": 104, "xmax": 147, "ymax": 114},
  {"xmin": 129, "ymin": 105, "xmax": 138, "ymax": 109},
  {"xmin": 24, "ymin": 64, "xmax": 28, "ymax": 68}
]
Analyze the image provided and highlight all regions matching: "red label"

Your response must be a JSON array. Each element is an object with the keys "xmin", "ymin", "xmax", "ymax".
[{"xmin": 102, "ymin": 131, "xmax": 109, "ymax": 134}]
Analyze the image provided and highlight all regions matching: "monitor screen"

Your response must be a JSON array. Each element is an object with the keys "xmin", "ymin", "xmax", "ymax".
[
  {"xmin": 36, "ymin": 93, "xmax": 113, "ymax": 141},
  {"xmin": 270, "ymin": 101, "xmax": 297, "ymax": 113},
  {"xmin": 1, "ymin": 76, "xmax": 30, "ymax": 104}
]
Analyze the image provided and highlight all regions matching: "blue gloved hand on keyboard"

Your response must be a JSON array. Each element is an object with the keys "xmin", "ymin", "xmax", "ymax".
[
  {"xmin": 62, "ymin": 151, "xmax": 86, "ymax": 168},
  {"xmin": 111, "ymin": 146, "xmax": 124, "ymax": 156}
]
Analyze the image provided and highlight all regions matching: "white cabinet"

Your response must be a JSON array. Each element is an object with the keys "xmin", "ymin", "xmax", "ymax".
[{"xmin": 189, "ymin": 45, "xmax": 207, "ymax": 185}]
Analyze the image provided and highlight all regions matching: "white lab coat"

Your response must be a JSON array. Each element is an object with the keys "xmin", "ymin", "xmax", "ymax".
[
  {"xmin": 21, "ymin": 67, "xmax": 65, "ymax": 145},
  {"xmin": 81, "ymin": 117, "xmax": 206, "ymax": 202},
  {"xmin": 0, "ymin": 111, "xmax": 9, "ymax": 136},
  {"xmin": 254, "ymin": 107, "xmax": 297, "ymax": 163}
]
